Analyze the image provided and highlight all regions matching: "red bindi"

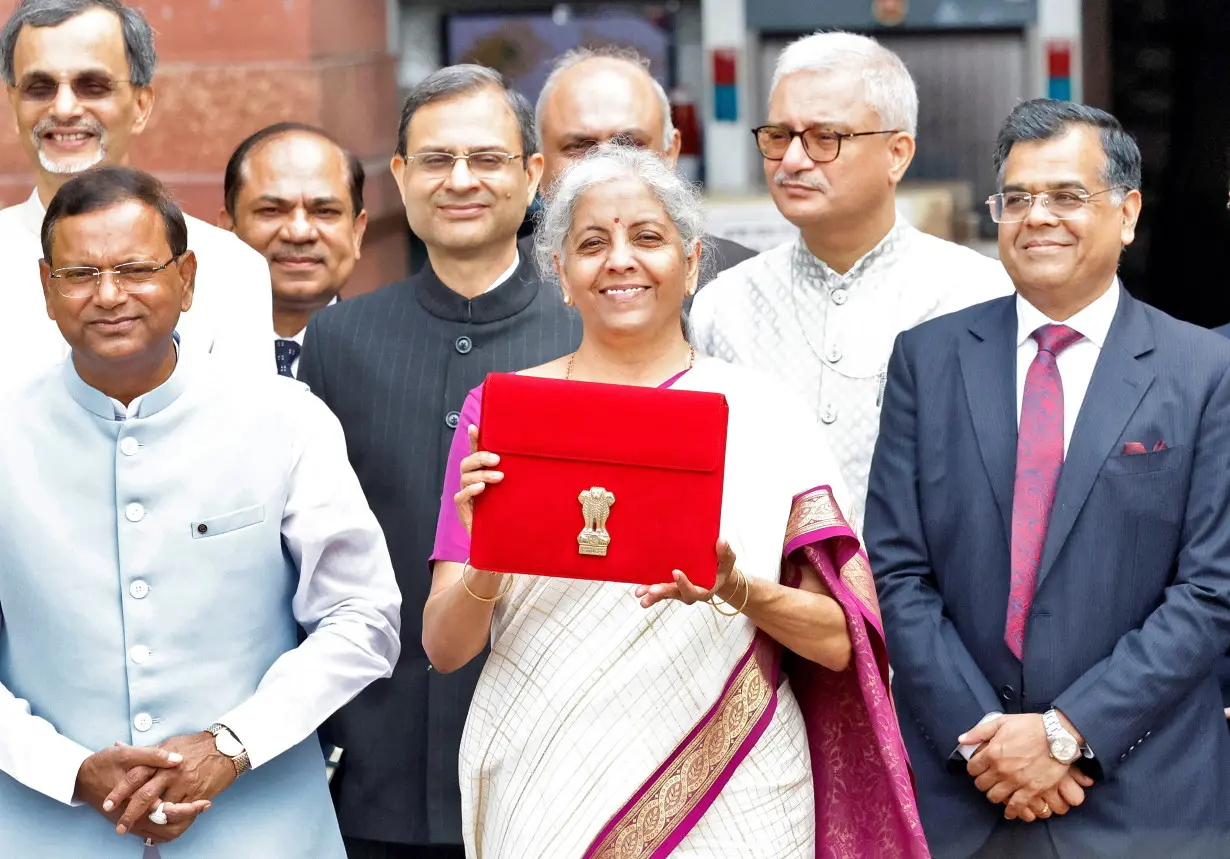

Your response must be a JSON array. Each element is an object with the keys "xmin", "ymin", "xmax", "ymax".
[{"xmin": 613, "ymin": 217, "xmax": 620, "ymax": 224}]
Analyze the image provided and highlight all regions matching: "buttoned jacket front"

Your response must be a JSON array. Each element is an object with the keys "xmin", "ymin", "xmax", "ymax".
[{"xmin": 0, "ymin": 351, "xmax": 400, "ymax": 858}]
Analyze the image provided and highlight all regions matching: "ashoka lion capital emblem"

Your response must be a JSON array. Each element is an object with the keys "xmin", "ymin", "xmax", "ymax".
[{"xmin": 577, "ymin": 486, "xmax": 615, "ymax": 556}]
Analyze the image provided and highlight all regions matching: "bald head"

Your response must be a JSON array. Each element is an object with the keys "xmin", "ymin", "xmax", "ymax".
[{"xmin": 535, "ymin": 52, "xmax": 681, "ymax": 192}]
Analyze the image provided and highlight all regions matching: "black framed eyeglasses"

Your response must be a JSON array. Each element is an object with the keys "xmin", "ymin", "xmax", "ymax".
[
  {"xmin": 47, "ymin": 256, "xmax": 181, "ymax": 298},
  {"xmin": 751, "ymin": 125, "xmax": 900, "ymax": 163},
  {"xmin": 16, "ymin": 72, "xmax": 130, "ymax": 103}
]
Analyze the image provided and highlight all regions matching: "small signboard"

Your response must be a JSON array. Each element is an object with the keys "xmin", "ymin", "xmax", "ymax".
[{"xmin": 712, "ymin": 48, "xmax": 738, "ymax": 122}]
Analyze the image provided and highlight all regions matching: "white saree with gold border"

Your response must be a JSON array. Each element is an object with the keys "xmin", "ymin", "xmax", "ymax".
[
  {"xmin": 438, "ymin": 358, "xmax": 927, "ymax": 858},
  {"xmin": 457, "ymin": 359, "xmax": 855, "ymax": 858}
]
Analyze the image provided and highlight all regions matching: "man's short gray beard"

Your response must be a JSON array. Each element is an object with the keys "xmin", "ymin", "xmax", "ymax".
[{"xmin": 36, "ymin": 139, "xmax": 107, "ymax": 175}]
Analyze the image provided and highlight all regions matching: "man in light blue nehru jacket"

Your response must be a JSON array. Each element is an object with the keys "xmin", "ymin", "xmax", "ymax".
[{"xmin": 0, "ymin": 164, "xmax": 402, "ymax": 857}]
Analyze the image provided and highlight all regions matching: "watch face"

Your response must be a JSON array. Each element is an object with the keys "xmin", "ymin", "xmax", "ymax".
[
  {"xmin": 214, "ymin": 731, "xmax": 243, "ymax": 757},
  {"xmin": 1051, "ymin": 737, "xmax": 1079, "ymax": 762}
]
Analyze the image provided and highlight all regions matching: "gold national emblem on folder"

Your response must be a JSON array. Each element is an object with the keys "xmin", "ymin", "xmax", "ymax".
[{"xmin": 577, "ymin": 487, "xmax": 615, "ymax": 556}]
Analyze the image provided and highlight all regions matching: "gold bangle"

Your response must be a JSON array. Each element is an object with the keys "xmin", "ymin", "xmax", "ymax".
[
  {"xmin": 460, "ymin": 559, "xmax": 513, "ymax": 603},
  {"xmin": 710, "ymin": 568, "xmax": 744, "ymax": 616},
  {"xmin": 709, "ymin": 566, "xmax": 742, "ymax": 603},
  {"xmin": 710, "ymin": 568, "xmax": 749, "ymax": 617},
  {"xmin": 733, "ymin": 571, "xmax": 752, "ymax": 614}
]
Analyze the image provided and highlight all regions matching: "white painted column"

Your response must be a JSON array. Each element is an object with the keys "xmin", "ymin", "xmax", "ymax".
[
  {"xmin": 1027, "ymin": 0, "xmax": 1083, "ymax": 102},
  {"xmin": 700, "ymin": 0, "xmax": 754, "ymax": 194},
  {"xmin": 395, "ymin": 2, "xmax": 442, "ymax": 90}
]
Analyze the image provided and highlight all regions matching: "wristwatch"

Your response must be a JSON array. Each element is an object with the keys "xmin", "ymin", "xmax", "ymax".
[
  {"xmin": 1042, "ymin": 709, "xmax": 1081, "ymax": 764},
  {"xmin": 207, "ymin": 723, "xmax": 251, "ymax": 777}
]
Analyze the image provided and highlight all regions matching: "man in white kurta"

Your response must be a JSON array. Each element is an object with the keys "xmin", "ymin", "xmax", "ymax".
[
  {"xmin": 0, "ymin": 1, "xmax": 271, "ymax": 391},
  {"xmin": 689, "ymin": 32, "xmax": 1012, "ymax": 524},
  {"xmin": 0, "ymin": 165, "xmax": 401, "ymax": 858}
]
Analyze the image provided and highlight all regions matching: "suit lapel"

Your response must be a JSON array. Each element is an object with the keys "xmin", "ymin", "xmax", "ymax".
[
  {"xmin": 959, "ymin": 298, "xmax": 1019, "ymax": 540},
  {"xmin": 1036, "ymin": 292, "xmax": 1155, "ymax": 587}
]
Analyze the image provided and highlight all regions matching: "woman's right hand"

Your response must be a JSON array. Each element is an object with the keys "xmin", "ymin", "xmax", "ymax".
[{"xmin": 454, "ymin": 424, "xmax": 504, "ymax": 537}]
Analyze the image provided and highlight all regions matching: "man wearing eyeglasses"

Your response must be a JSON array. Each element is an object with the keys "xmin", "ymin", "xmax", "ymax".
[
  {"xmin": 689, "ymin": 30, "xmax": 1011, "ymax": 525},
  {"xmin": 0, "ymin": 164, "xmax": 401, "ymax": 859},
  {"xmin": 296, "ymin": 64, "xmax": 580, "ymax": 859},
  {"xmin": 864, "ymin": 99, "xmax": 1230, "ymax": 859},
  {"xmin": 0, "ymin": 0, "xmax": 272, "ymax": 390}
]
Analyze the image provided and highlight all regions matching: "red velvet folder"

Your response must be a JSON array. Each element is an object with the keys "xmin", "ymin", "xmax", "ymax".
[{"xmin": 471, "ymin": 372, "xmax": 728, "ymax": 588}]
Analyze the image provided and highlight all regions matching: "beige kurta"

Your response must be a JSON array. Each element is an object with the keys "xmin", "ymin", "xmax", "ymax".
[{"xmin": 690, "ymin": 218, "xmax": 1014, "ymax": 525}]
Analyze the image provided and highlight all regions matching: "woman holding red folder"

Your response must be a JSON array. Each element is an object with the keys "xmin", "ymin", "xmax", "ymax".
[{"xmin": 425, "ymin": 144, "xmax": 927, "ymax": 859}]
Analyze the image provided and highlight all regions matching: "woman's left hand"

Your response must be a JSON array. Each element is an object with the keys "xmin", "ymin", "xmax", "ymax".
[{"xmin": 635, "ymin": 539, "xmax": 738, "ymax": 609}]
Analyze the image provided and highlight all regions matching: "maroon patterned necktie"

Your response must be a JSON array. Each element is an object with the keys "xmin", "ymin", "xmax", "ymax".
[{"xmin": 1005, "ymin": 323, "xmax": 1084, "ymax": 658}]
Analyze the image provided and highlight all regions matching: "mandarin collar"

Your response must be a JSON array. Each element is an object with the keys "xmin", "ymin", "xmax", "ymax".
[
  {"xmin": 62, "ymin": 333, "xmax": 190, "ymax": 420},
  {"xmin": 793, "ymin": 214, "xmax": 910, "ymax": 291},
  {"xmin": 414, "ymin": 254, "xmax": 541, "ymax": 324}
]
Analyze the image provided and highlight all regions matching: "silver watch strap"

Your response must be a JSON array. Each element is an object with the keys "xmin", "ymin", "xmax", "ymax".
[{"xmin": 207, "ymin": 723, "xmax": 251, "ymax": 776}]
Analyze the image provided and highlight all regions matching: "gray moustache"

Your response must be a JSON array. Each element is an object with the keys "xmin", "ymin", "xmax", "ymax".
[
  {"xmin": 773, "ymin": 172, "xmax": 829, "ymax": 192},
  {"xmin": 33, "ymin": 118, "xmax": 105, "ymax": 139}
]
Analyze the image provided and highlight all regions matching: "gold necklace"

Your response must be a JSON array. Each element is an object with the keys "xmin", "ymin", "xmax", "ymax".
[{"xmin": 565, "ymin": 345, "xmax": 696, "ymax": 381}]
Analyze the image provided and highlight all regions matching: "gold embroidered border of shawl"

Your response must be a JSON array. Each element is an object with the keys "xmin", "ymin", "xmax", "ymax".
[
  {"xmin": 589, "ymin": 641, "xmax": 774, "ymax": 859},
  {"xmin": 784, "ymin": 487, "xmax": 882, "ymax": 625}
]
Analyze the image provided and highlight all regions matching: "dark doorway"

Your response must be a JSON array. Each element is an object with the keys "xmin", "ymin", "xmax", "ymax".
[{"xmin": 1095, "ymin": 0, "xmax": 1230, "ymax": 327}]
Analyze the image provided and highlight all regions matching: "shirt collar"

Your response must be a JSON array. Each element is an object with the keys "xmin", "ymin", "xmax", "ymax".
[
  {"xmin": 275, "ymin": 295, "xmax": 338, "ymax": 343},
  {"xmin": 63, "ymin": 333, "xmax": 189, "ymax": 421},
  {"xmin": 793, "ymin": 213, "xmax": 911, "ymax": 290},
  {"xmin": 1015, "ymin": 278, "xmax": 1121, "ymax": 348},
  {"xmin": 485, "ymin": 251, "xmax": 520, "ymax": 294}
]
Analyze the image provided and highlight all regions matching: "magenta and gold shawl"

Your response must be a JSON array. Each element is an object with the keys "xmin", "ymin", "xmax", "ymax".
[{"xmin": 582, "ymin": 485, "xmax": 929, "ymax": 859}]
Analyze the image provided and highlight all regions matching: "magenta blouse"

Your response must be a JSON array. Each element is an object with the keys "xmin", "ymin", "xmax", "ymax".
[{"xmin": 431, "ymin": 386, "xmax": 483, "ymax": 565}]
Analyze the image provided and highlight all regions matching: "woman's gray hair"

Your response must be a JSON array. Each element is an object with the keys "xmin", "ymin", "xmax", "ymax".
[{"xmin": 534, "ymin": 143, "xmax": 706, "ymax": 288}]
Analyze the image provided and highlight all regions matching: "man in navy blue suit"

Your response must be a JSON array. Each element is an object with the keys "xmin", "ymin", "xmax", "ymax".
[
  {"xmin": 865, "ymin": 99, "xmax": 1230, "ymax": 859},
  {"xmin": 1213, "ymin": 218, "xmax": 1230, "ymax": 720}
]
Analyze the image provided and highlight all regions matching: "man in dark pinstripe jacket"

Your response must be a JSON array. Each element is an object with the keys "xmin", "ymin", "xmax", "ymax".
[{"xmin": 298, "ymin": 65, "xmax": 580, "ymax": 859}]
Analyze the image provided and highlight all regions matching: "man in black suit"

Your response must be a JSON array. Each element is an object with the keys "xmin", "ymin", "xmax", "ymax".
[
  {"xmin": 528, "ymin": 44, "xmax": 756, "ymax": 284},
  {"xmin": 221, "ymin": 122, "xmax": 367, "ymax": 378},
  {"xmin": 866, "ymin": 99, "xmax": 1230, "ymax": 858},
  {"xmin": 298, "ymin": 65, "xmax": 580, "ymax": 858}
]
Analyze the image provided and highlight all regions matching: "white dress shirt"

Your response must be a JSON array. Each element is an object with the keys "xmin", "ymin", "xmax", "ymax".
[
  {"xmin": 484, "ymin": 251, "xmax": 520, "ymax": 294},
  {"xmin": 0, "ymin": 346, "xmax": 401, "ymax": 820},
  {"xmin": 1015, "ymin": 280, "xmax": 1121, "ymax": 453},
  {"xmin": 955, "ymin": 280, "xmax": 1120, "ymax": 761},
  {"xmin": 0, "ymin": 189, "xmax": 275, "ymax": 396}
]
